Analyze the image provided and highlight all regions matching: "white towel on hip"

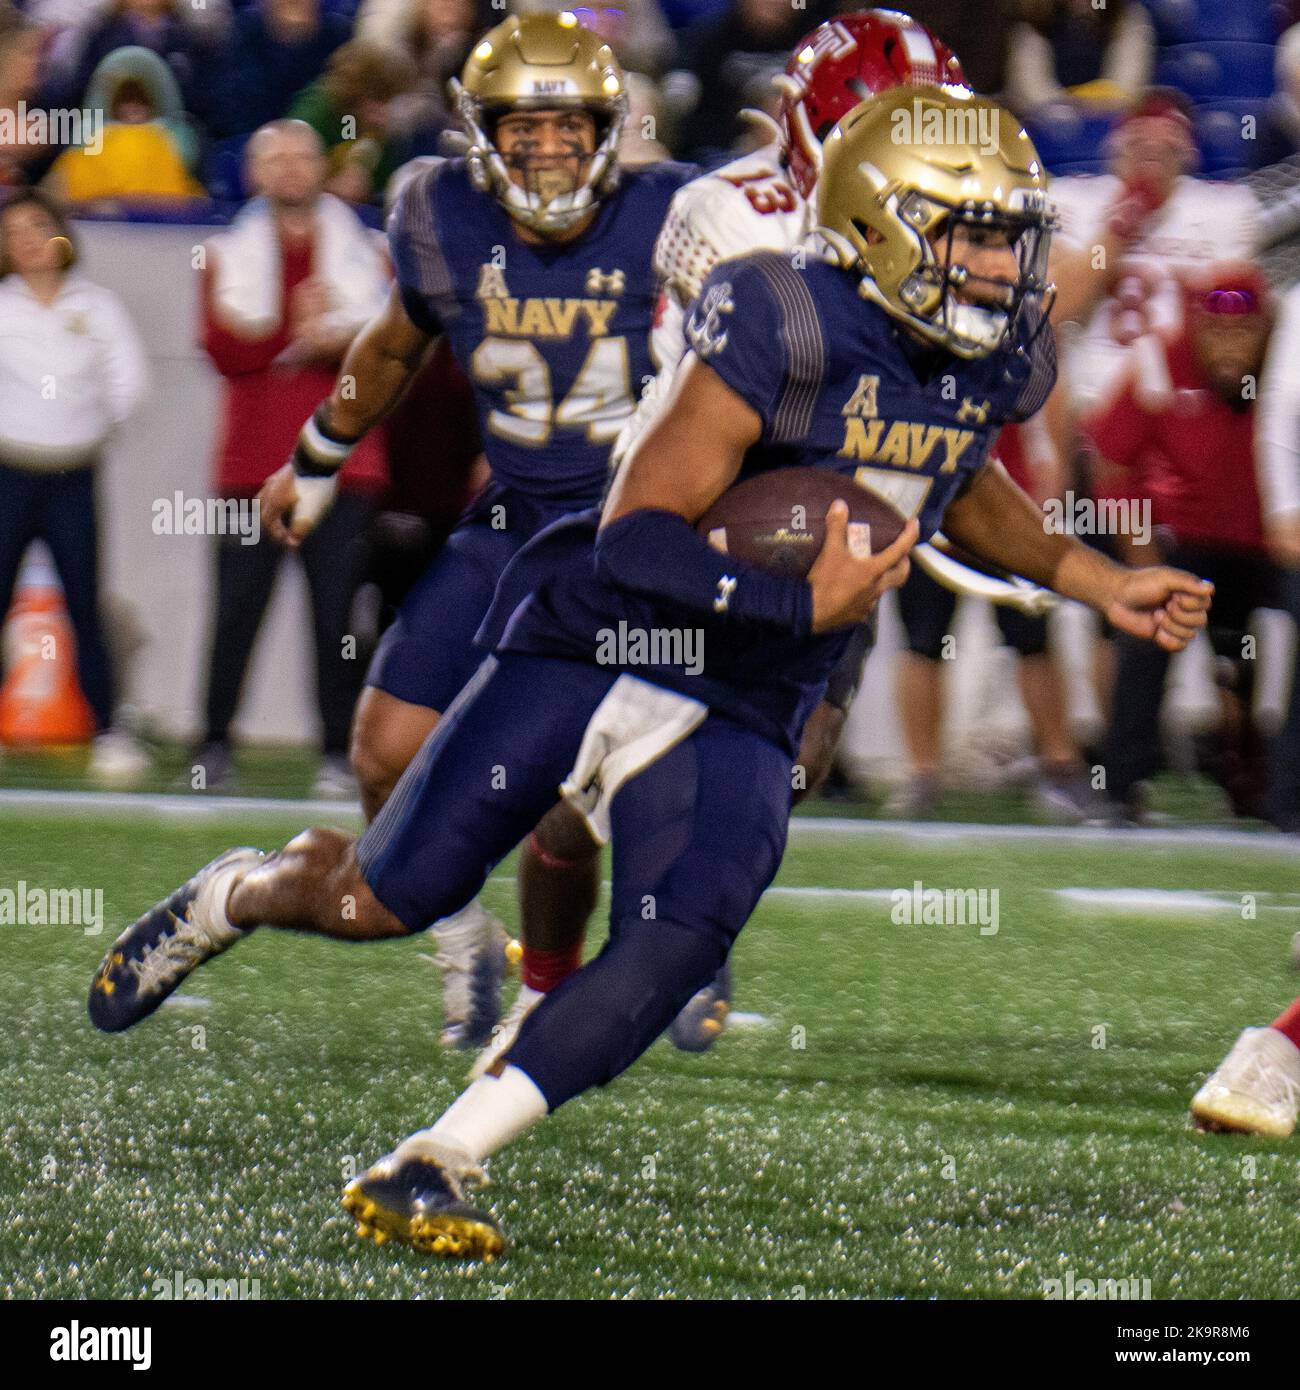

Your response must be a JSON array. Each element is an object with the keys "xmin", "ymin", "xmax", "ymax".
[{"xmin": 560, "ymin": 675, "xmax": 708, "ymax": 845}]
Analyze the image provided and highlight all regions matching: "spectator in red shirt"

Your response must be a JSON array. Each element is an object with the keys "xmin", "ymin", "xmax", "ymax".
[
  {"xmin": 195, "ymin": 118, "xmax": 389, "ymax": 796},
  {"xmin": 1089, "ymin": 263, "xmax": 1290, "ymax": 823}
]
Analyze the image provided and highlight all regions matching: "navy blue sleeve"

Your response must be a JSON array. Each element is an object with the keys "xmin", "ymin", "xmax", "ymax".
[
  {"xmin": 386, "ymin": 160, "xmax": 458, "ymax": 338},
  {"xmin": 685, "ymin": 254, "xmax": 826, "ymax": 445}
]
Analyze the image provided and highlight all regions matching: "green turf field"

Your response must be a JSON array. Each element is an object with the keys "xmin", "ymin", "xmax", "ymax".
[{"xmin": 2, "ymin": 802, "xmax": 1297, "ymax": 1299}]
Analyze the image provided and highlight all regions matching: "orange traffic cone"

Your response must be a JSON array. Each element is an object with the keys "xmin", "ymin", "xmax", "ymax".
[{"xmin": 0, "ymin": 548, "xmax": 96, "ymax": 747}]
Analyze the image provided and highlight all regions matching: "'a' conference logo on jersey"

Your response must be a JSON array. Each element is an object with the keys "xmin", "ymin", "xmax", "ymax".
[
  {"xmin": 838, "ymin": 373, "xmax": 975, "ymax": 473},
  {"xmin": 476, "ymin": 263, "xmax": 511, "ymax": 300}
]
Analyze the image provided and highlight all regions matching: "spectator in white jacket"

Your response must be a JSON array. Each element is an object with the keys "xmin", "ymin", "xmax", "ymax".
[{"xmin": 0, "ymin": 187, "xmax": 149, "ymax": 778}]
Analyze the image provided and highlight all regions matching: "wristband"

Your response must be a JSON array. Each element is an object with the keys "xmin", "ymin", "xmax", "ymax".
[
  {"xmin": 595, "ymin": 508, "xmax": 813, "ymax": 636},
  {"xmin": 293, "ymin": 404, "xmax": 358, "ymax": 477}
]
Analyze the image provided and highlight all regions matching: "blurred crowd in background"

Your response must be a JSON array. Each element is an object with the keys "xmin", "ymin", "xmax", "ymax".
[
  {"xmin": 1, "ymin": 0, "xmax": 1300, "ymax": 831},
  {"xmin": 1, "ymin": 0, "xmax": 1298, "ymax": 205}
]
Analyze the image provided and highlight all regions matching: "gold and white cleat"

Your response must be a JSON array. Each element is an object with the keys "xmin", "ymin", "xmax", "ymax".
[
  {"xmin": 1191, "ymin": 1027, "xmax": 1300, "ymax": 1138},
  {"xmin": 342, "ymin": 1148, "xmax": 505, "ymax": 1261}
]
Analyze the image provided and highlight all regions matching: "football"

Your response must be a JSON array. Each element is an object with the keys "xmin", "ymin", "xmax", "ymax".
[{"xmin": 696, "ymin": 467, "xmax": 909, "ymax": 579}]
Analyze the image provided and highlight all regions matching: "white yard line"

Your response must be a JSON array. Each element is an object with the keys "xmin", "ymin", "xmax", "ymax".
[
  {"xmin": 1054, "ymin": 887, "xmax": 1300, "ymax": 914},
  {"xmin": 0, "ymin": 788, "xmax": 366, "ymax": 821},
  {"xmin": 788, "ymin": 816, "xmax": 1300, "ymax": 855},
  {"xmin": 481, "ymin": 879, "xmax": 1299, "ymax": 913},
  {"xmin": 0, "ymin": 788, "xmax": 1295, "ymax": 857}
]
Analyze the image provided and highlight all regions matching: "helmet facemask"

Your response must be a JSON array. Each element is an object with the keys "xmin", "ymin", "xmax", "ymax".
[
  {"xmin": 816, "ymin": 87, "xmax": 1056, "ymax": 362},
  {"xmin": 884, "ymin": 190, "xmax": 1055, "ymax": 358},
  {"xmin": 452, "ymin": 82, "xmax": 627, "ymax": 238}
]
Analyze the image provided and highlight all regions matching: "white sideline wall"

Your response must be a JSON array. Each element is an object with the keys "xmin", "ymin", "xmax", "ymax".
[
  {"xmin": 56, "ymin": 221, "xmax": 1298, "ymax": 767},
  {"xmin": 79, "ymin": 219, "xmax": 327, "ymax": 746}
]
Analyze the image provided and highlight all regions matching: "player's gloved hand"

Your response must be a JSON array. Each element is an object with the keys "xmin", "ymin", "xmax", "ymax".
[
  {"xmin": 1105, "ymin": 567, "xmax": 1214, "ymax": 652},
  {"xmin": 259, "ymin": 405, "xmax": 356, "ymax": 550},
  {"xmin": 809, "ymin": 501, "xmax": 918, "ymax": 633}
]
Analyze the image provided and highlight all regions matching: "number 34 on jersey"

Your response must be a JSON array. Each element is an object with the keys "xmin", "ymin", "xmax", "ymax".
[{"xmin": 471, "ymin": 265, "xmax": 635, "ymax": 448}]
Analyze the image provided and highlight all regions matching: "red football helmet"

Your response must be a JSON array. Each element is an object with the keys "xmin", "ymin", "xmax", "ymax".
[{"xmin": 776, "ymin": 10, "xmax": 969, "ymax": 201}]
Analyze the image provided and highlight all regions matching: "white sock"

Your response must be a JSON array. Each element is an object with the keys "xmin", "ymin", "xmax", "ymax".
[
  {"xmin": 199, "ymin": 859, "xmax": 254, "ymax": 947},
  {"xmin": 431, "ymin": 900, "xmax": 490, "ymax": 941},
  {"xmin": 513, "ymin": 983, "xmax": 544, "ymax": 1010},
  {"xmin": 398, "ymin": 1065, "xmax": 548, "ymax": 1168}
]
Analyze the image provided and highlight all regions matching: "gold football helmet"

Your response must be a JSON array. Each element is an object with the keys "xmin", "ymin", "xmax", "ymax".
[
  {"xmin": 449, "ymin": 11, "xmax": 628, "ymax": 236},
  {"xmin": 817, "ymin": 86, "xmax": 1055, "ymax": 358}
]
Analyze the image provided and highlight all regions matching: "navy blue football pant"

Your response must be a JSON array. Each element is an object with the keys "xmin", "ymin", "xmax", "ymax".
[
  {"xmin": 357, "ymin": 651, "xmax": 793, "ymax": 1109},
  {"xmin": 365, "ymin": 482, "xmax": 583, "ymax": 714}
]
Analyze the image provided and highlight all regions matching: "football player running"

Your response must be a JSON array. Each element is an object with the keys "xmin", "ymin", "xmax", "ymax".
[
  {"xmin": 481, "ymin": 9, "xmax": 977, "ymax": 1063},
  {"xmin": 251, "ymin": 11, "xmax": 698, "ymax": 1051},
  {"xmin": 89, "ymin": 87, "xmax": 1212, "ymax": 1259},
  {"xmin": 476, "ymin": 9, "xmax": 1059, "ymax": 1061},
  {"xmin": 644, "ymin": 9, "xmax": 971, "ymax": 1052}
]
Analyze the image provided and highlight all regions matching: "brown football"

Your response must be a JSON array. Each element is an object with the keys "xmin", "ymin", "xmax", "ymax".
[{"xmin": 696, "ymin": 468, "xmax": 908, "ymax": 580}]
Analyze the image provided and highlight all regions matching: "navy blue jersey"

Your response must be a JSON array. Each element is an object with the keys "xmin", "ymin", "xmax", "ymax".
[
  {"xmin": 388, "ymin": 157, "xmax": 697, "ymax": 504},
  {"xmin": 491, "ymin": 249, "xmax": 1058, "ymax": 751}
]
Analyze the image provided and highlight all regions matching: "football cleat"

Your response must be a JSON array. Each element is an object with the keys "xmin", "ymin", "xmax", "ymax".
[
  {"xmin": 1191, "ymin": 1027, "xmax": 1300, "ymax": 1138},
  {"xmin": 434, "ymin": 905, "xmax": 510, "ymax": 1051},
  {"xmin": 670, "ymin": 961, "xmax": 731, "ymax": 1053},
  {"xmin": 88, "ymin": 847, "xmax": 263, "ymax": 1033},
  {"xmin": 468, "ymin": 985, "xmax": 542, "ymax": 1081},
  {"xmin": 342, "ymin": 1149, "xmax": 504, "ymax": 1261}
]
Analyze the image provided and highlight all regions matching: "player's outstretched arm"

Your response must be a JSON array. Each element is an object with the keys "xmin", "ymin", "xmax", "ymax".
[
  {"xmin": 259, "ymin": 286, "xmax": 435, "ymax": 549},
  {"xmin": 941, "ymin": 457, "xmax": 1213, "ymax": 652},
  {"xmin": 599, "ymin": 357, "xmax": 916, "ymax": 633}
]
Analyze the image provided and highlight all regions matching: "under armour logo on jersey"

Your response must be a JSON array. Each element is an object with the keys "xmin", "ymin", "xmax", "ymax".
[
  {"xmin": 476, "ymin": 264, "xmax": 511, "ymax": 300},
  {"xmin": 686, "ymin": 283, "xmax": 735, "ymax": 359},
  {"xmin": 956, "ymin": 397, "xmax": 991, "ymax": 425},
  {"xmin": 713, "ymin": 575, "xmax": 737, "ymax": 614},
  {"xmin": 585, "ymin": 267, "xmax": 625, "ymax": 296}
]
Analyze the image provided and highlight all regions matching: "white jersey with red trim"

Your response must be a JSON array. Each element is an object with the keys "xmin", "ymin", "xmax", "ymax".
[
  {"xmin": 1050, "ymin": 172, "xmax": 1260, "ymax": 415},
  {"xmin": 613, "ymin": 142, "xmax": 811, "ymax": 463}
]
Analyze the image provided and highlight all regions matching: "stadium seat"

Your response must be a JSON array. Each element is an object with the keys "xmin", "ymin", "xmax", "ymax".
[
  {"xmin": 1195, "ymin": 99, "xmax": 1273, "ymax": 173},
  {"xmin": 1145, "ymin": 0, "xmax": 1284, "ymax": 46},
  {"xmin": 1047, "ymin": 159, "xmax": 1110, "ymax": 177},
  {"xmin": 1155, "ymin": 42, "xmax": 1279, "ymax": 103},
  {"xmin": 203, "ymin": 135, "xmax": 251, "ymax": 205},
  {"xmin": 1025, "ymin": 103, "xmax": 1120, "ymax": 176}
]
